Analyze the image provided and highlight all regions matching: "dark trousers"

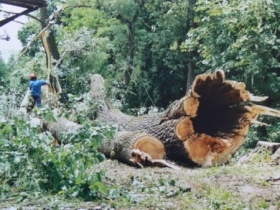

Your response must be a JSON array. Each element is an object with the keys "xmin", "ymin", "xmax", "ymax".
[{"xmin": 32, "ymin": 95, "xmax": 42, "ymax": 108}]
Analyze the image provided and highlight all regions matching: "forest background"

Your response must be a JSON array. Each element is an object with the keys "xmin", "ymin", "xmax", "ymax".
[{"xmin": 1, "ymin": 0, "xmax": 280, "ymax": 209}]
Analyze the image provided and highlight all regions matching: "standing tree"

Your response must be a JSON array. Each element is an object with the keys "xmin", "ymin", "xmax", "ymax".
[
  {"xmin": 40, "ymin": 6, "xmax": 60, "ymax": 64},
  {"xmin": 183, "ymin": 0, "xmax": 280, "ymax": 104},
  {"xmin": 186, "ymin": 0, "xmax": 197, "ymax": 91},
  {"xmin": 96, "ymin": 0, "xmax": 145, "ymax": 86}
]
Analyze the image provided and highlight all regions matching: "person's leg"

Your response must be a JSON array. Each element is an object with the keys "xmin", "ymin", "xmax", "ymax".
[
  {"xmin": 36, "ymin": 96, "xmax": 42, "ymax": 108},
  {"xmin": 33, "ymin": 95, "xmax": 42, "ymax": 108},
  {"xmin": 30, "ymin": 96, "xmax": 36, "ymax": 109}
]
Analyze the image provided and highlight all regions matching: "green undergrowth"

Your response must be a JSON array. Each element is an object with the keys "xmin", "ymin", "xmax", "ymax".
[
  {"xmin": 1, "ymin": 128, "xmax": 279, "ymax": 210},
  {"xmin": 0, "ymin": 107, "xmax": 116, "ymax": 203},
  {"xmin": 0, "ymin": 95, "xmax": 279, "ymax": 209},
  {"xmin": 105, "ymin": 174, "xmax": 245, "ymax": 210}
]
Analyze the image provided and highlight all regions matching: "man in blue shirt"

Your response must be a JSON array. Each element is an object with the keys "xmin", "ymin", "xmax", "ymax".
[{"xmin": 29, "ymin": 73, "xmax": 49, "ymax": 108}]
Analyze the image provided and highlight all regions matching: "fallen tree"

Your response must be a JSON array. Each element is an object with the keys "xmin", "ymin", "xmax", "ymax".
[{"xmin": 42, "ymin": 70, "xmax": 280, "ymax": 168}]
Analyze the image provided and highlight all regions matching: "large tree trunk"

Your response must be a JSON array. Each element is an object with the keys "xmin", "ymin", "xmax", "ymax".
[
  {"xmin": 40, "ymin": 7, "xmax": 60, "ymax": 62},
  {"xmin": 43, "ymin": 70, "xmax": 280, "ymax": 168},
  {"xmin": 40, "ymin": 6, "xmax": 62, "ymax": 108}
]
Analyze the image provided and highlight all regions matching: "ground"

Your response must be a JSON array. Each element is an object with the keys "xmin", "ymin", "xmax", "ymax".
[{"xmin": 1, "ymin": 150, "xmax": 280, "ymax": 210}]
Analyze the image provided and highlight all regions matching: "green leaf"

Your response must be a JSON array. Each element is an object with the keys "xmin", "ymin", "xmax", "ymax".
[
  {"xmin": 169, "ymin": 179, "xmax": 176, "ymax": 186},
  {"xmin": 91, "ymin": 181, "xmax": 108, "ymax": 194}
]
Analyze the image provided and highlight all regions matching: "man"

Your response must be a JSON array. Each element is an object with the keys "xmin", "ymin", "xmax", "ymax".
[{"xmin": 29, "ymin": 73, "xmax": 48, "ymax": 108}]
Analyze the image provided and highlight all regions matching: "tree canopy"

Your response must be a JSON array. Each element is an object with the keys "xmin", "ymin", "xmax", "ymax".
[
  {"xmin": 1, "ymin": 0, "xmax": 280, "ymax": 135},
  {"xmin": 1, "ymin": 0, "xmax": 280, "ymax": 205}
]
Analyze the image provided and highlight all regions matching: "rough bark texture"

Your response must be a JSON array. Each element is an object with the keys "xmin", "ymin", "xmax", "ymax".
[
  {"xmin": 256, "ymin": 141, "xmax": 280, "ymax": 154},
  {"xmin": 100, "ymin": 131, "xmax": 165, "ymax": 166},
  {"xmin": 43, "ymin": 70, "xmax": 280, "ymax": 168},
  {"xmin": 40, "ymin": 7, "xmax": 60, "ymax": 61},
  {"xmin": 93, "ymin": 70, "xmax": 280, "ymax": 167},
  {"xmin": 19, "ymin": 89, "xmax": 34, "ymax": 114},
  {"xmin": 42, "ymin": 118, "xmax": 82, "ymax": 141}
]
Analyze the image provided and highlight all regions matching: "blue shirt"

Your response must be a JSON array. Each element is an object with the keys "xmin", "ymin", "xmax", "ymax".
[{"xmin": 30, "ymin": 80, "xmax": 47, "ymax": 96}]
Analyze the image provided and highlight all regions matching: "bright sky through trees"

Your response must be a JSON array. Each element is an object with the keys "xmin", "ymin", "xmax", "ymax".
[{"xmin": 0, "ymin": 4, "xmax": 27, "ymax": 62}]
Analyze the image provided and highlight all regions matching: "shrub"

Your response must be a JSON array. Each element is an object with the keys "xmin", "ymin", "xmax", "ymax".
[{"xmin": 0, "ymin": 95, "xmax": 116, "ymax": 201}]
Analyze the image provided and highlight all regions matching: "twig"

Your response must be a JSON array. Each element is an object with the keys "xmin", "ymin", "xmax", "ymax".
[
  {"xmin": 266, "ymin": 177, "xmax": 280, "ymax": 182},
  {"xmin": 152, "ymin": 159, "xmax": 181, "ymax": 170}
]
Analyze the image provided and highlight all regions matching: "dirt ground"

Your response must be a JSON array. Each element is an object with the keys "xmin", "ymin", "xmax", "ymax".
[
  {"xmin": 1, "ymin": 151, "xmax": 280, "ymax": 210},
  {"xmin": 96, "ymin": 158, "xmax": 280, "ymax": 210}
]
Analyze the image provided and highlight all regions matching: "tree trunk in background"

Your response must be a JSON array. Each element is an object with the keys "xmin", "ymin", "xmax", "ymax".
[
  {"xmin": 125, "ymin": 21, "xmax": 135, "ymax": 86},
  {"xmin": 40, "ymin": 7, "xmax": 60, "ymax": 62},
  {"xmin": 186, "ymin": 0, "xmax": 197, "ymax": 92},
  {"xmin": 186, "ymin": 62, "xmax": 195, "ymax": 92},
  {"xmin": 42, "ymin": 70, "xmax": 280, "ymax": 168},
  {"xmin": 115, "ymin": 1, "xmax": 145, "ymax": 86}
]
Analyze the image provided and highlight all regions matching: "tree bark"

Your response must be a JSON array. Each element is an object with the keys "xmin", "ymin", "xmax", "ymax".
[
  {"xmin": 186, "ymin": 61, "xmax": 195, "ymax": 92},
  {"xmin": 42, "ymin": 70, "xmax": 280, "ymax": 168},
  {"xmin": 103, "ymin": 1, "xmax": 145, "ymax": 86},
  {"xmin": 186, "ymin": 0, "xmax": 197, "ymax": 92},
  {"xmin": 125, "ymin": 21, "xmax": 135, "ymax": 86},
  {"xmin": 40, "ymin": 7, "xmax": 60, "ymax": 62},
  {"xmin": 19, "ymin": 89, "xmax": 34, "ymax": 114}
]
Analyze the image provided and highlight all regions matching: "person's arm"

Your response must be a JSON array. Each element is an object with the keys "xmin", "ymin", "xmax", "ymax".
[{"xmin": 39, "ymin": 80, "xmax": 48, "ymax": 86}]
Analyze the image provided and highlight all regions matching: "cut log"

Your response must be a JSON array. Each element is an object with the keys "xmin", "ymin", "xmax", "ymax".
[
  {"xmin": 42, "ymin": 118, "xmax": 82, "ymax": 142},
  {"xmin": 91, "ymin": 70, "xmax": 280, "ymax": 167},
  {"xmin": 19, "ymin": 89, "xmax": 35, "ymax": 114},
  {"xmin": 238, "ymin": 141, "xmax": 280, "ymax": 165},
  {"xmin": 43, "ymin": 118, "xmax": 172, "ymax": 168},
  {"xmin": 42, "ymin": 70, "xmax": 280, "ymax": 168},
  {"xmin": 257, "ymin": 141, "xmax": 280, "ymax": 154},
  {"xmin": 271, "ymin": 147, "xmax": 280, "ymax": 165},
  {"xmin": 99, "ymin": 131, "xmax": 166, "ymax": 166}
]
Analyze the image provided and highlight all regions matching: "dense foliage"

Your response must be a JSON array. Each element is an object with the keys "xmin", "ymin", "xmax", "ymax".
[
  {"xmin": 185, "ymin": 0, "xmax": 280, "ymax": 100},
  {"xmin": 2, "ymin": 0, "xmax": 279, "ymax": 110},
  {"xmin": 0, "ymin": 94, "xmax": 116, "ymax": 201},
  {"xmin": 1, "ymin": 0, "xmax": 280, "ymax": 203}
]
